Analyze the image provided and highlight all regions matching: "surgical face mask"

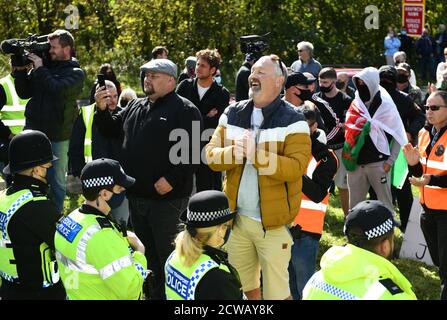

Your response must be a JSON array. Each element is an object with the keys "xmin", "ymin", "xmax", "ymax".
[
  {"xmin": 335, "ymin": 81, "xmax": 346, "ymax": 90},
  {"xmin": 295, "ymin": 89, "xmax": 312, "ymax": 102},
  {"xmin": 401, "ymin": 30, "xmax": 407, "ymax": 36},
  {"xmin": 106, "ymin": 191, "xmax": 125, "ymax": 210},
  {"xmin": 214, "ymin": 75, "xmax": 222, "ymax": 85},
  {"xmin": 396, "ymin": 74, "xmax": 409, "ymax": 84},
  {"xmin": 380, "ymin": 80, "xmax": 396, "ymax": 92},
  {"xmin": 319, "ymin": 83, "xmax": 334, "ymax": 93}
]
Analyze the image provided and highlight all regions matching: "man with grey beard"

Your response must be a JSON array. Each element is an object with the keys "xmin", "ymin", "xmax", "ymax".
[{"xmin": 206, "ymin": 55, "xmax": 311, "ymax": 300}]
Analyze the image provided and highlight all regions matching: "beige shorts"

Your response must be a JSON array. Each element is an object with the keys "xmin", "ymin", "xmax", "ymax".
[
  {"xmin": 334, "ymin": 148, "xmax": 348, "ymax": 189},
  {"xmin": 226, "ymin": 214, "xmax": 293, "ymax": 300}
]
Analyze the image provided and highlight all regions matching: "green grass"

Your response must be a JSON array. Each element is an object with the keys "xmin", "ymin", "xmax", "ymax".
[
  {"xmin": 320, "ymin": 191, "xmax": 440, "ymax": 300},
  {"xmin": 63, "ymin": 187, "xmax": 440, "ymax": 299}
]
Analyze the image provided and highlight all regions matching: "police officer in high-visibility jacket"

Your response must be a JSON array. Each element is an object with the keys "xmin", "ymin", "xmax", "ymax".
[
  {"xmin": 403, "ymin": 90, "xmax": 447, "ymax": 300},
  {"xmin": 165, "ymin": 190, "xmax": 243, "ymax": 300},
  {"xmin": 0, "ymin": 60, "xmax": 30, "ymax": 181},
  {"xmin": 288, "ymin": 102, "xmax": 338, "ymax": 300},
  {"xmin": 55, "ymin": 158, "xmax": 148, "ymax": 300},
  {"xmin": 303, "ymin": 200, "xmax": 417, "ymax": 300},
  {"xmin": 0, "ymin": 130, "xmax": 65, "ymax": 299}
]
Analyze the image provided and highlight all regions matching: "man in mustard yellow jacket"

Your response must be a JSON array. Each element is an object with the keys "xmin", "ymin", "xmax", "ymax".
[{"xmin": 206, "ymin": 54, "xmax": 311, "ymax": 300}]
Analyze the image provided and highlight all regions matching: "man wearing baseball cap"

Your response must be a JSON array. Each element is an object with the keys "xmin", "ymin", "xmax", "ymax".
[
  {"xmin": 94, "ymin": 59, "xmax": 202, "ymax": 299},
  {"xmin": 54, "ymin": 158, "xmax": 148, "ymax": 299},
  {"xmin": 303, "ymin": 200, "xmax": 417, "ymax": 300}
]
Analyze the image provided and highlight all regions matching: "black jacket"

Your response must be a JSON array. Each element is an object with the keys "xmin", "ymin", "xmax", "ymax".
[
  {"xmin": 69, "ymin": 104, "xmax": 123, "ymax": 177},
  {"xmin": 195, "ymin": 246, "xmax": 243, "ymax": 300},
  {"xmin": 94, "ymin": 91, "xmax": 203, "ymax": 199},
  {"xmin": 357, "ymin": 93, "xmax": 393, "ymax": 165},
  {"xmin": 387, "ymin": 88, "xmax": 425, "ymax": 144},
  {"xmin": 176, "ymin": 78, "xmax": 230, "ymax": 131},
  {"xmin": 302, "ymin": 132, "xmax": 339, "ymax": 204},
  {"xmin": 0, "ymin": 175, "xmax": 65, "ymax": 299},
  {"xmin": 13, "ymin": 58, "xmax": 85, "ymax": 141},
  {"xmin": 300, "ymin": 132, "xmax": 338, "ymax": 239},
  {"xmin": 235, "ymin": 62, "xmax": 252, "ymax": 102}
]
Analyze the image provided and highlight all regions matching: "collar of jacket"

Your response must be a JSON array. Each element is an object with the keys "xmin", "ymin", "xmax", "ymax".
[
  {"xmin": 79, "ymin": 203, "xmax": 109, "ymax": 217},
  {"xmin": 193, "ymin": 77, "xmax": 220, "ymax": 91},
  {"xmin": 49, "ymin": 57, "xmax": 81, "ymax": 69},
  {"xmin": 150, "ymin": 90, "xmax": 176, "ymax": 110},
  {"xmin": 203, "ymin": 245, "xmax": 229, "ymax": 264},
  {"xmin": 8, "ymin": 174, "xmax": 49, "ymax": 196},
  {"xmin": 236, "ymin": 96, "xmax": 282, "ymax": 128}
]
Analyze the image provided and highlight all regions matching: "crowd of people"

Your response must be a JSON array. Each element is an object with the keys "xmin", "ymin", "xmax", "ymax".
[{"xmin": 0, "ymin": 25, "xmax": 447, "ymax": 301}]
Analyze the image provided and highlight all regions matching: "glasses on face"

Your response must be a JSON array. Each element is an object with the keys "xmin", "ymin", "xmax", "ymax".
[{"xmin": 425, "ymin": 105, "xmax": 447, "ymax": 111}]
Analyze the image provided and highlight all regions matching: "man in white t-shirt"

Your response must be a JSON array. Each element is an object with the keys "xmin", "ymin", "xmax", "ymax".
[{"xmin": 176, "ymin": 49, "xmax": 230, "ymax": 191}]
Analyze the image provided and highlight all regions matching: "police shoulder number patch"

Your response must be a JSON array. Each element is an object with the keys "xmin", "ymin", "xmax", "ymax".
[
  {"xmin": 96, "ymin": 217, "xmax": 113, "ymax": 229},
  {"xmin": 379, "ymin": 278, "xmax": 404, "ymax": 295}
]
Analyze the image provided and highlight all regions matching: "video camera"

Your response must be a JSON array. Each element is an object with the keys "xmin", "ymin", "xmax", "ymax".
[
  {"xmin": 0, "ymin": 34, "xmax": 50, "ymax": 67},
  {"xmin": 240, "ymin": 32, "xmax": 270, "ymax": 61}
]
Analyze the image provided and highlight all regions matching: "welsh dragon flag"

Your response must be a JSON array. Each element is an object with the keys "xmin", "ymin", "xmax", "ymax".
[
  {"xmin": 342, "ymin": 102, "xmax": 371, "ymax": 171},
  {"xmin": 342, "ymin": 88, "xmax": 408, "ymax": 182}
]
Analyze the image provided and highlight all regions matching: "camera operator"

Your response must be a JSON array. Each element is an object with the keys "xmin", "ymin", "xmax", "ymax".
[
  {"xmin": 235, "ymin": 53, "xmax": 259, "ymax": 102},
  {"xmin": 12, "ymin": 29, "xmax": 85, "ymax": 213}
]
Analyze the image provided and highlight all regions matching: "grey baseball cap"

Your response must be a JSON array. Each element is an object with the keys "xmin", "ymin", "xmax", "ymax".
[{"xmin": 140, "ymin": 59, "xmax": 177, "ymax": 78}]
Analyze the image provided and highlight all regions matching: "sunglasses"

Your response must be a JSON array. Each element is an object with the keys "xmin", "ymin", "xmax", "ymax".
[
  {"xmin": 425, "ymin": 105, "xmax": 447, "ymax": 111},
  {"xmin": 270, "ymin": 55, "xmax": 285, "ymax": 77}
]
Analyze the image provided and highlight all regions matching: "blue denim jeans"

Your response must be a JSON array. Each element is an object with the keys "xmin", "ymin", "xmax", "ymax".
[
  {"xmin": 288, "ymin": 233, "xmax": 319, "ymax": 300},
  {"xmin": 47, "ymin": 140, "xmax": 69, "ymax": 213}
]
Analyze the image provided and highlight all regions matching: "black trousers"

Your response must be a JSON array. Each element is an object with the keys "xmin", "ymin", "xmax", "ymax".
[
  {"xmin": 195, "ymin": 163, "xmax": 222, "ymax": 192},
  {"xmin": 392, "ymin": 178, "xmax": 413, "ymax": 232},
  {"xmin": 129, "ymin": 195, "xmax": 188, "ymax": 300},
  {"xmin": 420, "ymin": 209, "xmax": 447, "ymax": 300},
  {"xmin": 0, "ymin": 280, "xmax": 66, "ymax": 300}
]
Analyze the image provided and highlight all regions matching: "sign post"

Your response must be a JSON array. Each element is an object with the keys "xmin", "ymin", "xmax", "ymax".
[{"xmin": 402, "ymin": 0, "xmax": 426, "ymax": 37}]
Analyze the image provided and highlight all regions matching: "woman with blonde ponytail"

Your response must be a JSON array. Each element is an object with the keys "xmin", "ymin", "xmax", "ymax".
[{"xmin": 164, "ymin": 190, "xmax": 243, "ymax": 300}]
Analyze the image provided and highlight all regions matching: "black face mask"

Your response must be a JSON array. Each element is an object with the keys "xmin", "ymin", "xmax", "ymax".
[
  {"xmin": 319, "ymin": 83, "xmax": 334, "ymax": 93},
  {"xmin": 356, "ymin": 84, "xmax": 370, "ymax": 103},
  {"xmin": 396, "ymin": 74, "xmax": 409, "ymax": 84},
  {"xmin": 380, "ymin": 80, "xmax": 396, "ymax": 92},
  {"xmin": 335, "ymin": 81, "xmax": 346, "ymax": 90},
  {"xmin": 295, "ymin": 89, "xmax": 312, "ymax": 102},
  {"xmin": 106, "ymin": 191, "xmax": 126, "ymax": 210}
]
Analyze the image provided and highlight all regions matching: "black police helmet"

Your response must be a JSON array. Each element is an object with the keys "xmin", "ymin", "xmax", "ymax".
[{"xmin": 3, "ymin": 130, "xmax": 58, "ymax": 175}]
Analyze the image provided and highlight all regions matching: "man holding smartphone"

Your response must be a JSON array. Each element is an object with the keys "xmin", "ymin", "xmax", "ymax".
[{"xmin": 13, "ymin": 29, "xmax": 85, "ymax": 213}]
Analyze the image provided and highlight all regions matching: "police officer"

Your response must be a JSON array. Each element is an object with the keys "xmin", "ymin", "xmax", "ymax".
[
  {"xmin": 165, "ymin": 190, "xmax": 243, "ymax": 300},
  {"xmin": 0, "ymin": 58, "xmax": 30, "ymax": 184},
  {"xmin": 55, "ymin": 158, "xmax": 148, "ymax": 300},
  {"xmin": 303, "ymin": 200, "xmax": 417, "ymax": 300},
  {"xmin": 0, "ymin": 130, "xmax": 65, "ymax": 299}
]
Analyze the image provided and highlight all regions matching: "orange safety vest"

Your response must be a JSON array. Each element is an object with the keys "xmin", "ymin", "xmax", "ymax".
[
  {"xmin": 418, "ymin": 128, "xmax": 447, "ymax": 210},
  {"xmin": 294, "ymin": 151, "xmax": 337, "ymax": 234}
]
